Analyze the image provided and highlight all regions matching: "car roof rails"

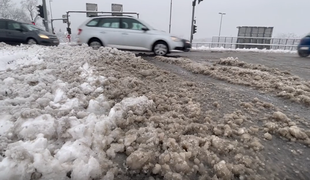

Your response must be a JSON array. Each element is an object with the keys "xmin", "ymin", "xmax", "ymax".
[
  {"xmin": 66, "ymin": 11, "xmax": 139, "ymax": 18},
  {"xmin": 89, "ymin": 14, "xmax": 134, "ymax": 18}
]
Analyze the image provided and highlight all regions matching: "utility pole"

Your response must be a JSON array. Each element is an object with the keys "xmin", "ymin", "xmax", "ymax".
[
  {"xmin": 42, "ymin": 0, "xmax": 49, "ymax": 32},
  {"xmin": 190, "ymin": 0, "xmax": 196, "ymax": 44},
  {"xmin": 169, "ymin": 0, "xmax": 172, "ymax": 33},
  {"xmin": 49, "ymin": 0, "xmax": 54, "ymax": 34}
]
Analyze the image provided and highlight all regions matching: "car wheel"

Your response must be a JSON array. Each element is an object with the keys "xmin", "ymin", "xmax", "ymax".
[
  {"xmin": 89, "ymin": 39, "xmax": 102, "ymax": 50},
  {"xmin": 298, "ymin": 50, "xmax": 310, "ymax": 57},
  {"xmin": 27, "ymin": 38, "xmax": 37, "ymax": 45},
  {"xmin": 153, "ymin": 41, "xmax": 168, "ymax": 56}
]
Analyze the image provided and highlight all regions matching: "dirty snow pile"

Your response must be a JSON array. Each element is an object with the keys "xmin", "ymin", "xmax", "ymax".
[
  {"xmin": 0, "ymin": 44, "xmax": 154, "ymax": 179},
  {"xmin": 0, "ymin": 43, "xmax": 46, "ymax": 71},
  {"xmin": 156, "ymin": 56, "xmax": 310, "ymax": 106},
  {"xmin": 1, "ymin": 43, "xmax": 309, "ymax": 180}
]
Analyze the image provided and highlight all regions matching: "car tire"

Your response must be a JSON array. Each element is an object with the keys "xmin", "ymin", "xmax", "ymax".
[
  {"xmin": 27, "ymin": 38, "xmax": 37, "ymax": 45},
  {"xmin": 153, "ymin": 41, "xmax": 168, "ymax": 56},
  {"xmin": 298, "ymin": 50, "xmax": 310, "ymax": 57},
  {"xmin": 89, "ymin": 39, "xmax": 103, "ymax": 50}
]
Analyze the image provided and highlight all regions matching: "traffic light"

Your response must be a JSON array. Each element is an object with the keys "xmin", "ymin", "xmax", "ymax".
[
  {"xmin": 37, "ymin": 5, "xmax": 44, "ymax": 18},
  {"xmin": 67, "ymin": 27, "xmax": 72, "ymax": 35},
  {"xmin": 193, "ymin": 25, "xmax": 197, "ymax": 34},
  {"xmin": 198, "ymin": 0, "xmax": 203, "ymax": 4}
]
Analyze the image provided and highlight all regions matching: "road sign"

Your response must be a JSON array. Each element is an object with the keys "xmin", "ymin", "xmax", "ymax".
[
  {"xmin": 86, "ymin": 3, "xmax": 98, "ymax": 17},
  {"xmin": 112, "ymin": 3, "xmax": 123, "ymax": 16},
  {"xmin": 236, "ymin": 26, "xmax": 274, "ymax": 49}
]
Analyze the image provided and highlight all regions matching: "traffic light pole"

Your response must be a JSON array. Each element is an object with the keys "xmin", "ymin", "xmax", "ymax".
[
  {"xmin": 51, "ymin": 20, "xmax": 54, "ymax": 34},
  {"xmin": 42, "ymin": 0, "xmax": 49, "ymax": 32},
  {"xmin": 190, "ymin": 0, "xmax": 196, "ymax": 44},
  {"xmin": 169, "ymin": 0, "xmax": 172, "ymax": 33}
]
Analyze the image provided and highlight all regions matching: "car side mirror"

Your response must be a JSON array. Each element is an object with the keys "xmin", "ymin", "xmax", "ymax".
[{"xmin": 142, "ymin": 27, "xmax": 149, "ymax": 31}]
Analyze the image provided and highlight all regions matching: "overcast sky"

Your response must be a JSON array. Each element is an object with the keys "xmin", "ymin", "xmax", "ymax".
[{"xmin": 15, "ymin": 0, "xmax": 310, "ymax": 39}]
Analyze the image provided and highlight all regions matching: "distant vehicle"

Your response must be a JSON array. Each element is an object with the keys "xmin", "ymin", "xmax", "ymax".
[
  {"xmin": 297, "ymin": 34, "xmax": 310, "ymax": 57},
  {"xmin": 76, "ymin": 16, "xmax": 191, "ymax": 56},
  {"xmin": 0, "ymin": 19, "xmax": 59, "ymax": 46}
]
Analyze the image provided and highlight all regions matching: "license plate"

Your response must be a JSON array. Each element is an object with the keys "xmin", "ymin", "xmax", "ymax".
[
  {"xmin": 53, "ymin": 40, "xmax": 59, "ymax": 43},
  {"xmin": 300, "ymin": 47, "xmax": 309, "ymax": 50}
]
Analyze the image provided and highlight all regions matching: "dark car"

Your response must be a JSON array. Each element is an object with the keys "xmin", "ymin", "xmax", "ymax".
[
  {"xmin": 0, "ymin": 19, "xmax": 59, "ymax": 46},
  {"xmin": 297, "ymin": 33, "xmax": 310, "ymax": 57}
]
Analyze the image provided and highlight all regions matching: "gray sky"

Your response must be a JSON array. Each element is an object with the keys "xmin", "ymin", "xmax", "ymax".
[{"xmin": 16, "ymin": 0, "xmax": 310, "ymax": 39}]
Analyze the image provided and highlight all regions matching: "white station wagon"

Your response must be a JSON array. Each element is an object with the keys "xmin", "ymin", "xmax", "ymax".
[{"xmin": 76, "ymin": 16, "xmax": 191, "ymax": 56}]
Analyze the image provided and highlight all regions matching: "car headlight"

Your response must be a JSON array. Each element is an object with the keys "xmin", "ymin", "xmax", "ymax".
[
  {"xmin": 39, "ymin": 34, "xmax": 49, "ymax": 39},
  {"xmin": 171, "ymin": 36, "xmax": 181, "ymax": 42}
]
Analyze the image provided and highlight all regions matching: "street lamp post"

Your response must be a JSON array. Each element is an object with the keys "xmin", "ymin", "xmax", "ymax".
[
  {"xmin": 42, "ymin": 0, "xmax": 49, "ymax": 32},
  {"xmin": 218, "ymin": 12, "xmax": 226, "ymax": 43},
  {"xmin": 169, "ymin": 0, "xmax": 172, "ymax": 33},
  {"xmin": 49, "ymin": 0, "xmax": 54, "ymax": 33}
]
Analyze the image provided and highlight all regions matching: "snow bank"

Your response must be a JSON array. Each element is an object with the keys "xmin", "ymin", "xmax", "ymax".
[
  {"xmin": 0, "ymin": 44, "xmax": 155, "ymax": 179},
  {"xmin": 0, "ymin": 43, "xmax": 47, "ymax": 71},
  {"xmin": 0, "ymin": 43, "xmax": 305, "ymax": 179}
]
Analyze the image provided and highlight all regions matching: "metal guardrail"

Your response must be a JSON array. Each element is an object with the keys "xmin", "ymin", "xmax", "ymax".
[
  {"xmin": 192, "ymin": 36, "xmax": 301, "ymax": 51},
  {"xmin": 192, "ymin": 42, "xmax": 298, "ymax": 50}
]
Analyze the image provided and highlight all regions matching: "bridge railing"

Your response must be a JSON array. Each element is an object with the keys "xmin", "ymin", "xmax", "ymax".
[{"xmin": 192, "ymin": 36, "xmax": 301, "ymax": 51}]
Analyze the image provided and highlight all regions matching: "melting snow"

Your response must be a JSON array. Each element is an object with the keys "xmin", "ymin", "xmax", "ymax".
[{"xmin": 0, "ymin": 43, "xmax": 154, "ymax": 179}]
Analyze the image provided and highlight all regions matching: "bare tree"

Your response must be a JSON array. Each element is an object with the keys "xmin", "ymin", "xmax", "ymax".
[
  {"xmin": 0, "ymin": 0, "xmax": 13, "ymax": 19},
  {"xmin": 0, "ymin": 0, "xmax": 30, "ymax": 22},
  {"xmin": 275, "ymin": 33, "xmax": 300, "ymax": 39},
  {"xmin": 11, "ymin": 8, "xmax": 30, "ymax": 22},
  {"xmin": 21, "ymin": 0, "xmax": 38, "ymax": 22}
]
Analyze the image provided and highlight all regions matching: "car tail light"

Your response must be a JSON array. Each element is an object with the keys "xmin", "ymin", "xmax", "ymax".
[{"xmin": 78, "ymin": 29, "xmax": 82, "ymax": 35}]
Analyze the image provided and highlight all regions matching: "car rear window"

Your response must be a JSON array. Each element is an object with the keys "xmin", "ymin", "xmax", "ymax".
[
  {"xmin": 86, "ymin": 19, "xmax": 100, "ymax": 27},
  {"xmin": 0, "ymin": 21, "xmax": 6, "ymax": 29}
]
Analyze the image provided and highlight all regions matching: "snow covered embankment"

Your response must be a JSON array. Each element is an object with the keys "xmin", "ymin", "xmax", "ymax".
[{"xmin": 0, "ymin": 44, "xmax": 154, "ymax": 179}]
